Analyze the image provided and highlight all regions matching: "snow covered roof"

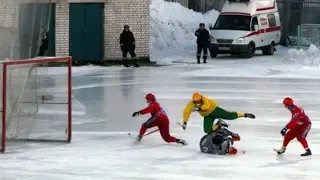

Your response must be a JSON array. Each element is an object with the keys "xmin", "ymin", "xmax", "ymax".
[{"xmin": 221, "ymin": 0, "xmax": 278, "ymax": 16}]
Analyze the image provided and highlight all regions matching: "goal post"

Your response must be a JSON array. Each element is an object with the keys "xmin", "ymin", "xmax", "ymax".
[
  {"xmin": 297, "ymin": 24, "xmax": 320, "ymax": 48},
  {"xmin": 0, "ymin": 56, "xmax": 72, "ymax": 153}
]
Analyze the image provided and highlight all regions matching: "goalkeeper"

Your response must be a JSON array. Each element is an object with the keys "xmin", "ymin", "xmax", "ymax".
[{"xmin": 181, "ymin": 92, "xmax": 255, "ymax": 134}]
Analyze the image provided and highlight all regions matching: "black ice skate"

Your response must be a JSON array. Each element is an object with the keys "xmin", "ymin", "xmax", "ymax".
[
  {"xmin": 136, "ymin": 135, "xmax": 142, "ymax": 142},
  {"xmin": 176, "ymin": 139, "xmax": 187, "ymax": 145},
  {"xmin": 274, "ymin": 147, "xmax": 286, "ymax": 155},
  {"xmin": 244, "ymin": 113, "xmax": 255, "ymax": 119},
  {"xmin": 301, "ymin": 148, "xmax": 312, "ymax": 157}
]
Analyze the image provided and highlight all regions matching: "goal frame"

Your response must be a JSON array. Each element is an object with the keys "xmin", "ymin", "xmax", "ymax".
[{"xmin": 1, "ymin": 56, "xmax": 72, "ymax": 153}]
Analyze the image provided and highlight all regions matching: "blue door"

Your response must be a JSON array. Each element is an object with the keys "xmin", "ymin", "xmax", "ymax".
[{"xmin": 69, "ymin": 3, "xmax": 103, "ymax": 63}]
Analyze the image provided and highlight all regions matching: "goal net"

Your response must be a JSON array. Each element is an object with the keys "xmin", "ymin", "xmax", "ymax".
[
  {"xmin": 297, "ymin": 24, "xmax": 320, "ymax": 48},
  {"xmin": 0, "ymin": 57, "xmax": 72, "ymax": 153}
]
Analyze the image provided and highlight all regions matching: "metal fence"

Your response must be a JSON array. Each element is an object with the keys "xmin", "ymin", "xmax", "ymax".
[
  {"xmin": 187, "ymin": 0, "xmax": 320, "ymax": 46},
  {"xmin": 164, "ymin": 0, "xmax": 189, "ymax": 8},
  {"xmin": 187, "ymin": 0, "xmax": 225, "ymax": 13},
  {"xmin": 277, "ymin": 0, "xmax": 320, "ymax": 45}
]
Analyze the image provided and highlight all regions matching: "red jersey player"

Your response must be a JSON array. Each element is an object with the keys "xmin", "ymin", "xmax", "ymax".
[
  {"xmin": 132, "ymin": 93, "xmax": 186, "ymax": 145},
  {"xmin": 274, "ymin": 97, "xmax": 312, "ymax": 156}
]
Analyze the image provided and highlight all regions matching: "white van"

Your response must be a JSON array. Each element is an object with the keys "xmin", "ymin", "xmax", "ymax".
[{"xmin": 209, "ymin": 0, "xmax": 281, "ymax": 58}]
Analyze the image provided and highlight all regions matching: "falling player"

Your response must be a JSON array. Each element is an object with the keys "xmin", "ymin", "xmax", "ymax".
[
  {"xmin": 274, "ymin": 97, "xmax": 312, "ymax": 156},
  {"xmin": 181, "ymin": 92, "xmax": 255, "ymax": 134},
  {"xmin": 199, "ymin": 119, "xmax": 240, "ymax": 155},
  {"xmin": 132, "ymin": 93, "xmax": 186, "ymax": 145}
]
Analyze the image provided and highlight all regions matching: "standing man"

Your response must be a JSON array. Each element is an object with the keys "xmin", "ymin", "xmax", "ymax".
[
  {"xmin": 120, "ymin": 25, "xmax": 139, "ymax": 67},
  {"xmin": 195, "ymin": 23, "xmax": 211, "ymax": 64}
]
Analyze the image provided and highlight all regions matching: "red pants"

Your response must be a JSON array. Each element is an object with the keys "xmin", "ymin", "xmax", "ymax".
[
  {"xmin": 283, "ymin": 123, "xmax": 311, "ymax": 149},
  {"xmin": 139, "ymin": 115, "xmax": 177, "ymax": 143}
]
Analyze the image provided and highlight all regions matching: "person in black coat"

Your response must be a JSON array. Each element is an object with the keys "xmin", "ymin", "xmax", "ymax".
[
  {"xmin": 195, "ymin": 23, "xmax": 211, "ymax": 64},
  {"xmin": 120, "ymin": 25, "xmax": 139, "ymax": 67}
]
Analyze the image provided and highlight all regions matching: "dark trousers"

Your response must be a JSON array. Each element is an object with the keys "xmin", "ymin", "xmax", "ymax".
[
  {"xmin": 122, "ymin": 46, "xmax": 137, "ymax": 65},
  {"xmin": 197, "ymin": 44, "xmax": 208, "ymax": 63}
]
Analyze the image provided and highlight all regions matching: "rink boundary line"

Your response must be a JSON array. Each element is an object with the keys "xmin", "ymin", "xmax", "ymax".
[
  {"xmin": 72, "ymin": 80, "xmax": 320, "ymax": 90},
  {"xmin": 72, "ymin": 131, "xmax": 132, "ymax": 135},
  {"xmin": 142, "ymin": 88, "xmax": 320, "ymax": 94},
  {"xmin": 177, "ymin": 80, "xmax": 320, "ymax": 85},
  {"xmin": 179, "ymin": 73, "xmax": 320, "ymax": 80},
  {"xmin": 152, "ymin": 95, "xmax": 320, "ymax": 101},
  {"xmin": 72, "ymin": 81, "xmax": 147, "ymax": 90},
  {"xmin": 73, "ymin": 80, "xmax": 320, "ymax": 89}
]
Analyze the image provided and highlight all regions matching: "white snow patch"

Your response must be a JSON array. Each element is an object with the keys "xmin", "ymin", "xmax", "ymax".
[
  {"xmin": 284, "ymin": 44, "xmax": 320, "ymax": 68},
  {"xmin": 150, "ymin": 0, "xmax": 219, "ymax": 61},
  {"xmin": 179, "ymin": 45, "xmax": 320, "ymax": 79}
]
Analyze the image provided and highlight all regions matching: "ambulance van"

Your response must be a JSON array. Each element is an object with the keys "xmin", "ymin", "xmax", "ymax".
[{"xmin": 209, "ymin": 0, "xmax": 281, "ymax": 58}]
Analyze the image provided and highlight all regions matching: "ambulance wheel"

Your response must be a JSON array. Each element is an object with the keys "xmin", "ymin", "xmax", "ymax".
[
  {"xmin": 244, "ymin": 43, "xmax": 255, "ymax": 58},
  {"xmin": 210, "ymin": 51, "xmax": 218, "ymax": 58},
  {"xmin": 262, "ymin": 43, "xmax": 274, "ymax": 55}
]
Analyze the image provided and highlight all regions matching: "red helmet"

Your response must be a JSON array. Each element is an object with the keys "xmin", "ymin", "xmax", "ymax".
[
  {"xmin": 145, "ymin": 93, "xmax": 156, "ymax": 102},
  {"xmin": 283, "ymin": 97, "xmax": 294, "ymax": 106}
]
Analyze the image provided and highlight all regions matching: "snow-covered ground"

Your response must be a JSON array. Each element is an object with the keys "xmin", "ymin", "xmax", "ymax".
[
  {"xmin": 2, "ymin": 0, "xmax": 320, "ymax": 180},
  {"xmin": 150, "ymin": 0, "xmax": 219, "ymax": 55},
  {"xmin": 149, "ymin": 0, "xmax": 320, "ymax": 80}
]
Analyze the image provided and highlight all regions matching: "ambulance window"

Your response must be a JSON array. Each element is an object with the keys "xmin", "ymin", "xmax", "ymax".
[
  {"xmin": 267, "ymin": 14, "xmax": 276, "ymax": 27},
  {"xmin": 251, "ymin": 17, "xmax": 258, "ymax": 31}
]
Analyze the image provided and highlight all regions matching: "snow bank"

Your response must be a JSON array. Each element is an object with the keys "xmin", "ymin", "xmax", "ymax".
[
  {"xmin": 150, "ymin": 0, "xmax": 219, "ymax": 54},
  {"xmin": 284, "ymin": 44, "xmax": 320, "ymax": 68}
]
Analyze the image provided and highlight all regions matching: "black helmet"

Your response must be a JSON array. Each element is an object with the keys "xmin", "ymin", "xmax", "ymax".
[
  {"xmin": 216, "ymin": 119, "xmax": 229, "ymax": 128},
  {"xmin": 124, "ymin": 25, "xmax": 129, "ymax": 29}
]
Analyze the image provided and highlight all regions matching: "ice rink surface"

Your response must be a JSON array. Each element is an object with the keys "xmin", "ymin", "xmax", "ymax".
[{"xmin": 2, "ymin": 51, "xmax": 320, "ymax": 180}]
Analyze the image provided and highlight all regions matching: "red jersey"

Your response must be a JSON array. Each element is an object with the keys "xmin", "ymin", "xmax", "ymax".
[
  {"xmin": 286, "ymin": 105, "xmax": 311, "ymax": 130},
  {"xmin": 139, "ymin": 101, "xmax": 167, "ymax": 118}
]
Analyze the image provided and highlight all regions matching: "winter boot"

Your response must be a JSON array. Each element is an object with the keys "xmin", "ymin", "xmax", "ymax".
[
  {"xmin": 197, "ymin": 59, "xmax": 200, "ymax": 64},
  {"xmin": 123, "ymin": 59, "xmax": 130, "ymax": 67},
  {"xmin": 203, "ymin": 57, "xmax": 207, "ymax": 63},
  {"xmin": 244, "ymin": 113, "xmax": 255, "ymax": 119},
  {"xmin": 301, "ymin": 148, "xmax": 312, "ymax": 156},
  {"xmin": 274, "ymin": 147, "xmax": 286, "ymax": 155},
  {"xmin": 133, "ymin": 59, "xmax": 140, "ymax": 67},
  {"xmin": 176, "ymin": 139, "xmax": 187, "ymax": 145},
  {"xmin": 136, "ymin": 135, "xmax": 143, "ymax": 142}
]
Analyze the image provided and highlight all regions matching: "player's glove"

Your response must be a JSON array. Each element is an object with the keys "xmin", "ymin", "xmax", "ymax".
[
  {"xmin": 231, "ymin": 133, "xmax": 240, "ymax": 141},
  {"xmin": 280, "ymin": 126, "xmax": 288, "ymax": 136},
  {"xmin": 192, "ymin": 106, "xmax": 202, "ymax": 112},
  {"xmin": 132, "ymin": 111, "xmax": 140, "ymax": 117},
  {"xmin": 192, "ymin": 107, "xmax": 199, "ymax": 112},
  {"xmin": 181, "ymin": 122, "xmax": 187, "ymax": 130}
]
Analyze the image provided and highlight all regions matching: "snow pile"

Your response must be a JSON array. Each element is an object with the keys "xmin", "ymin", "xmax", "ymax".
[
  {"xmin": 150, "ymin": 0, "xmax": 219, "ymax": 54},
  {"xmin": 284, "ymin": 44, "xmax": 320, "ymax": 68}
]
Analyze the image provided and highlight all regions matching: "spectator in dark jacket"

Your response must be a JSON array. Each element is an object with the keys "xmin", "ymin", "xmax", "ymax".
[
  {"xmin": 120, "ymin": 25, "xmax": 139, "ymax": 67},
  {"xmin": 195, "ymin": 23, "xmax": 211, "ymax": 64}
]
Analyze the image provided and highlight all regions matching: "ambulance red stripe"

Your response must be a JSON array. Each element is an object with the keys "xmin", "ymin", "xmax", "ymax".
[{"xmin": 244, "ymin": 26, "xmax": 281, "ymax": 37}]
